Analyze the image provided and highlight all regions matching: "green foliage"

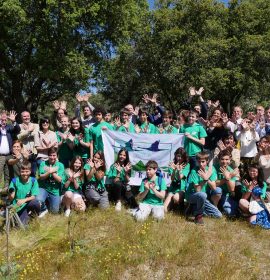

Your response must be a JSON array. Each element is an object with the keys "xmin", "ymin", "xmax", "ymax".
[
  {"xmin": 100, "ymin": 0, "xmax": 270, "ymax": 114},
  {"xmin": 0, "ymin": 0, "xmax": 148, "ymax": 114}
]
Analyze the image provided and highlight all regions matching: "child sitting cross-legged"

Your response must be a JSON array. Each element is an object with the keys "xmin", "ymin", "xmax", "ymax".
[
  {"xmin": 8, "ymin": 161, "xmax": 40, "ymax": 225},
  {"xmin": 186, "ymin": 151, "xmax": 222, "ymax": 225},
  {"xmin": 134, "ymin": 160, "xmax": 166, "ymax": 221}
]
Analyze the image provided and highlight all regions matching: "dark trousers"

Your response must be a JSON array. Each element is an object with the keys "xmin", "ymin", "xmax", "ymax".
[{"xmin": 17, "ymin": 199, "xmax": 40, "ymax": 225}]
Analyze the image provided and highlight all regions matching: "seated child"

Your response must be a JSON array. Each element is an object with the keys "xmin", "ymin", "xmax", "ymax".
[
  {"xmin": 37, "ymin": 147, "xmax": 65, "ymax": 217},
  {"xmin": 84, "ymin": 151, "xmax": 109, "ymax": 209},
  {"xmin": 134, "ymin": 160, "xmax": 166, "ymax": 221},
  {"xmin": 186, "ymin": 152, "xmax": 222, "ymax": 225},
  {"xmin": 211, "ymin": 149, "xmax": 239, "ymax": 216},
  {"xmin": 8, "ymin": 161, "xmax": 40, "ymax": 225},
  {"xmin": 107, "ymin": 149, "xmax": 137, "ymax": 211},
  {"xmin": 62, "ymin": 156, "xmax": 86, "ymax": 217},
  {"xmin": 164, "ymin": 148, "xmax": 190, "ymax": 212},
  {"xmin": 239, "ymin": 164, "xmax": 268, "ymax": 224}
]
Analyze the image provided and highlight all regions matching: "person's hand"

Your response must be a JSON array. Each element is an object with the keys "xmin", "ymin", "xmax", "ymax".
[
  {"xmin": 169, "ymin": 162, "xmax": 177, "ymax": 170},
  {"xmin": 144, "ymin": 181, "xmax": 150, "ymax": 190},
  {"xmin": 13, "ymin": 150, "xmax": 22, "ymax": 159},
  {"xmin": 221, "ymin": 113, "xmax": 229, "ymax": 124},
  {"xmin": 21, "ymin": 149, "xmax": 30, "ymax": 159},
  {"xmin": 94, "ymin": 159, "xmax": 103, "ymax": 169},
  {"xmin": 242, "ymin": 179, "xmax": 256, "ymax": 191},
  {"xmin": 49, "ymin": 141, "xmax": 57, "ymax": 149},
  {"xmin": 53, "ymin": 100, "xmax": 60, "ymax": 110},
  {"xmin": 8, "ymin": 111, "xmax": 17, "ymax": 122},
  {"xmin": 76, "ymin": 93, "xmax": 83, "ymax": 102},
  {"xmin": 73, "ymin": 171, "xmax": 81, "ymax": 179},
  {"xmin": 230, "ymin": 168, "xmax": 240, "ymax": 179},
  {"xmin": 114, "ymin": 163, "xmax": 122, "ymax": 173},
  {"xmin": 60, "ymin": 101, "xmax": 67, "ymax": 110},
  {"xmin": 67, "ymin": 134, "xmax": 75, "ymax": 142},
  {"xmin": 82, "ymin": 93, "xmax": 92, "ymax": 102},
  {"xmin": 142, "ymin": 94, "xmax": 150, "ymax": 104},
  {"xmin": 135, "ymin": 125, "xmax": 141, "ymax": 133},
  {"xmin": 148, "ymin": 182, "xmax": 156, "ymax": 190},
  {"xmin": 189, "ymin": 87, "xmax": 196, "ymax": 96},
  {"xmin": 150, "ymin": 93, "xmax": 158, "ymax": 105},
  {"xmin": 124, "ymin": 163, "xmax": 132, "ymax": 172},
  {"xmin": 198, "ymin": 117, "xmax": 207, "ymax": 126},
  {"xmin": 217, "ymin": 140, "xmax": 226, "ymax": 151},
  {"xmin": 17, "ymin": 199, "xmax": 26, "ymax": 206},
  {"xmin": 247, "ymin": 112, "xmax": 256, "ymax": 121},
  {"xmin": 212, "ymin": 100, "xmax": 220, "ymax": 108},
  {"xmin": 87, "ymin": 159, "xmax": 94, "ymax": 168},
  {"xmin": 158, "ymin": 125, "xmax": 164, "ymax": 134},
  {"xmin": 42, "ymin": 139, "xmax": 51, "ymax": 147},
  {"xmin": 220, "ymin": 166, "xmax": 231, "ymax": 181},
  {"xmin": 198, "ymin": 167, "xmax": 212, "ymax": 181},
  {"xmin": 259, "ymin": 120, "xmax": 266, "ymax": 129},
  {"xmin": 176, "ymin": 163, "xmax": 186, "ymax": 171},
  {"xmin": 134, "ymin": 106, "xmax": 139, "ymax": 116},
  {"xmin": 28, "ymin": 123, "xmax": 34, "ymax": 132},
  {"xmin": 196, "ymin": 87, "xmax": 204, "ymax": 96},
  {"xmin": 114, "ymin": 116, "xmax": 121, "ymax": 127},
  {"xmin": 184, "ymin": 132, "xmax": 192, "ymax": 139}
]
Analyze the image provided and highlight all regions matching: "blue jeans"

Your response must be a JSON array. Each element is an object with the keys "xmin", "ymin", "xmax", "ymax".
[
  {"xmin": 210, "ymin": 187, "xmax": 239, "ymax": 216},
  {"xmin": 188, "ymin": 192, "xmax": 222, "ymax": 218},
  {"xmin": 36, "ymin": 188, "xmax": 61, "ymax": 213}
]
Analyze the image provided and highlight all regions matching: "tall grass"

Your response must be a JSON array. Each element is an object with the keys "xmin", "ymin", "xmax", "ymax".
[{"xmin": 0, "ymin": 208, "xmax": 269, "ymax": 280}]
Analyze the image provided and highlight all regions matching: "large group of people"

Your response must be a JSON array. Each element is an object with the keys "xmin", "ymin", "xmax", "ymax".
[{"xmin": 1, "ymin": 87, "xmax": 270, "ymax": 228}]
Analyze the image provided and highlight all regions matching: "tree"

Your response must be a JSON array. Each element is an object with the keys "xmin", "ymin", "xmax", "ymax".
[
  {"xmin": 0, "ymin": 0, "xmax": 148, "ymax": 115},
  {"xmin": 100, "ymin": 0, "xmax": 270, "ymax": 114}
]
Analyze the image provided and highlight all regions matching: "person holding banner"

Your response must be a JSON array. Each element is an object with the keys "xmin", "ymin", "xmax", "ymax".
[
  {"xmin": 84, "ymin": 151, "xmax": 109, "ymax": 209},
  {"xmin": 135, "ymin": 108, "xmax": 159, "ymax": 134},
  {"xmin": 158, "ymin": 111, "xmax": 178, "ymax": 134},
  {"xmin": 164, "ymin": 148, "xmax": 190, "ymax": 212},
  {"xmin": 134, "ymin": 160, "xmax": 166, "ymax": 221},
  {"xmin": 89, "ymin": 107, "xmax": 114, "ymax": 158},
  {"xmin": 107, "ymin": 149, "xmax": 137, "ymax": 211},
  {"xmin": 114, "ymin": 109, "xmax": 136, "ymax": 133}
]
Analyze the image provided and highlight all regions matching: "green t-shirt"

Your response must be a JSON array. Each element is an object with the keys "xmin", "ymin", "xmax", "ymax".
[
  {"xmin": 241, "ymin": 182, "xmax": 267, "ymax": 199},
  {"xmin": 38, "ymin": 161, "xmax": 65, "ymax": 196},
  {"xmin": 89, "ymin": 121, "xmax": 114, "ymax": 153},
  {"xmin": 214, "ymin": 164, "xmax": 237, "ymax": 196},
  {"xmin": 84, "ymin": 163, "xmax": 105, "ymax": 190},
  {"xmin": 186, "ymin": 166, "xmax": 217, "ymax": 200},
  {"xmin": 139, "ymin": 177, "xmax": 167, "ymax": 206},
  {"xmin": 115, "ymin": 122, "xmax": 135, "ymax": 133},
  {"xmin": 56, "ymin": 130, "xmax": 73, "ymax": 161},
  {"xmin": 107, "ymin": 164, "xmax": 129, "ymax": 182},
  {"xmin": 9, "ymin": 177, "xmax": 39, "ymax": 212},
  {"xmin": 63, "ymin": 170, "xmax": 83, "ymax": 194},
  {"xmin": 179, "ymin": 123, "xmax": 207, "ymax": 156},
  {"xmin": 160, "ymin": 125, "xmax": 178, "ymax": 134},
  {"xmin": 167, "ymin": 163, "xmax": 190, "ymax": 193},
  {"xmin": 139, "ymin": 122, "xmax": 158, "ymax": 134},
  {"xmin": 72, "ymin": 128, "xmax": 90, "ymax": 159}
]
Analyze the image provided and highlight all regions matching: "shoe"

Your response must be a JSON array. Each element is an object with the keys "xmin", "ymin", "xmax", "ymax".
[
  {"xmin": 115, "ymin": 201, "xmax": 122, "ymax": 212},
  {"xmin": 194, "ymin": 214, "xmax": 204, "ymax": 225},
  {"xmin": 38, "ymin": 209, "xmax": 48, "ymax": 218},
  {"xmin": 64, "ymin": 209, "xmax": 71, "ymax": 217}
]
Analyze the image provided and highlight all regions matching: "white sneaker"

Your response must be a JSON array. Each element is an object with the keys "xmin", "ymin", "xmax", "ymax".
[
  {"xmin": 115, "ymin": 201, "xmax": 122, "ymax": 212},
  {"xmin": 38, "ymin": 209, "xmax": 48, "ymax": 218},
  {"xmin": 64, "ymin": 209, "xmax": 71, "ymax": 217}
]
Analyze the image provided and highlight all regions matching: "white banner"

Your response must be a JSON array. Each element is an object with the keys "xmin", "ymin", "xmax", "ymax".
[{"xmin": 102, "ymin": 130, "xmax": 184, "ymax": 185}]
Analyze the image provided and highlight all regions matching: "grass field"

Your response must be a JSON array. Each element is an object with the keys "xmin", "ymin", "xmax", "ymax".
[{"xmin": 0, "ymin": 208, "xmax": 269, "ymax": 280}]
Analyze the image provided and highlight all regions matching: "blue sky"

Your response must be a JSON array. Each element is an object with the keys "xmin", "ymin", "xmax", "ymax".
[{"xmin": 148, "ymin": 0, "xmax": 229, "ymax": 9}]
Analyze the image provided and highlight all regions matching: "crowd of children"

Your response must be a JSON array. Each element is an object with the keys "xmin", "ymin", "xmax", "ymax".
[{"xmin": 1, "ymin": 87, "xmax": 270, "ymax": 228}]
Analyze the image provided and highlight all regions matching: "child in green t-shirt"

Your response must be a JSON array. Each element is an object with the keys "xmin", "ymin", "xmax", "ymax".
[
  {"xmin": 114, "ymin": 109, "xmax": 135, "ymax": 133},
  {"xmin": 56, "ymin": 116, "xmax": 72, "ymax": 168},
  {"xmin": 186, "ymin": 152, "xmax": 222, "ymax": 225},
  {"xmin": 8, "ymin": 161, "xmax": 40, "ymax": 225},
  {"xmin": 158, "ymin": 110, "xmax": 178, "ymax": 134},
  {"xmin": 212, "ymin": 149, "xmax": 239, "ymax": 216},
  {"xmin": 84, "ymin": 151, "xmax": 109, "ymax": 209},
  {"xmin": 62, "ymin": 156, "xmax": 86, "ymax": 217},
  {"xmin": 107, "ymin": 149, "xmax": 137, "ymax": 211},
  {"xmin": 135, "ymin": 108, "xmax": 158, "ymax": 134},
  {"xmin": 164, "ymin": 148, "xmax": 190, "ymax": 212},
  {"xmin": 179, "ymin": 110, "xmax": 207, "ymax": 169},
  {"xmin": 134, "ymin": 160, "xmax": 166, "ymax": 221},
  {"xmin": 68, "ymin": 117, "xmax": 90, "ymax": 163}
]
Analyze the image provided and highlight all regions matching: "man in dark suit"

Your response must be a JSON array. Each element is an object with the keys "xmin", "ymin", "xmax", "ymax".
[{"xmin": 0, "ymin": 110, "xmax": 20, "ymax": 189}]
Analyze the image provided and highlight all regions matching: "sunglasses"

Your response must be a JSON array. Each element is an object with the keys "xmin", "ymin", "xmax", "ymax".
[{"xmin": 42, "ymin": 121, "xmax": 49, "ymax": 124}]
